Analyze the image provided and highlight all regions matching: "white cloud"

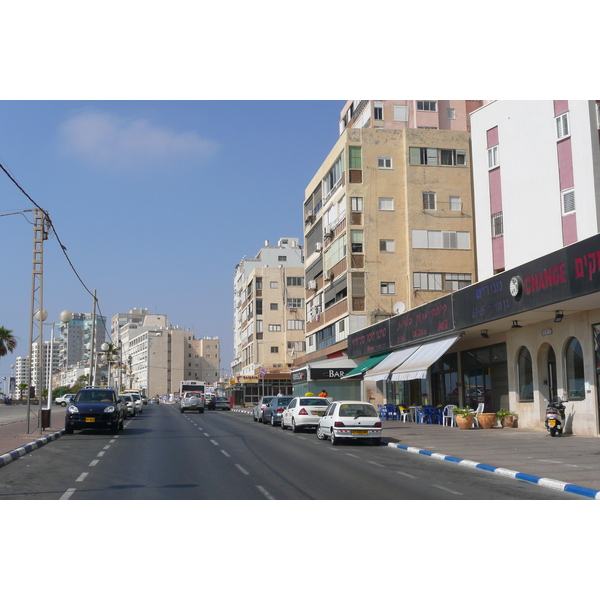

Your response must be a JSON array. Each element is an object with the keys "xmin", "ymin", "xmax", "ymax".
[{"xmin": 58, "ymin": 111, "xmax": 220, "ymax": 169}]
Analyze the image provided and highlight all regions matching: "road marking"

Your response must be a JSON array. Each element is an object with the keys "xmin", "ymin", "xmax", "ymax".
[
  {"xmin": 221, "ymin": 450, "xmax": 231, "ymax": 458},
  {"xmin": 103, "ymin": 445, "xmax": 111, "ymax": 450},
  {"xmin": 346, "ymin": 453, "xmax": 360, "ymax": 458},
  {"xmin": 210, "ymin": 439, "xmax": 219, "ymax": 446},
  {"xmin": 60, "ymin": 488, "xmax": 76, "ymax": 500},
  {"xmin": 256, "ymin": 485, "xmax": 275, "ymax": 500},
  {"xmin": 76, "ymin": 473, "xmax": 88, "ymax": 482},
  {"xmin": 109, "ymin": 439, "xmax": 116, "ymax": 444},
  {"xmin": 431, "ymin": 484, "xmax": 463, "ymax": 496},
  {"xmin": 204, "ymin": 433, "xmax": 210, "ymax": 437},
  {"xmin": 235, "ymin": 464, "xmax": 249, "ymax": 475},
  {"xmin": 97, "ymin": 452, "xmax": 105, "ymax": 457},
  {"xmin": 396, "ymin": 470, "xmax": 418, "ymax": 479},
  {"xmin": 89, "ymin": 460, "xmax": 99, "ymax": 467},
  {"xmin": 366, "ymin": 461, "xmax": 385, "ymax": 468}
]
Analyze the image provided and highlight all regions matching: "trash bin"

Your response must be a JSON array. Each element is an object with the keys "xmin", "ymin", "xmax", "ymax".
[{"xmin": 41, "ymin": 408, "xmax": 51, "ymax": 429}]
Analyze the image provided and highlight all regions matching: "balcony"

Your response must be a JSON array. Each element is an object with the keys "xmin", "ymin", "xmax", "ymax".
[{"xmin": 306, "ymin": 298, "xmax": 348, "ymax": 334}]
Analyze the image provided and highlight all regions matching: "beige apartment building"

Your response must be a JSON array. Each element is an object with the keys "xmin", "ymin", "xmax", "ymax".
[
  {"xmin": 295, "ymin": 100, "xmax": 481, "ymax": 396},
  {"xmin": 231, "ymin": 238, "xmax": 306, "ymax": 404}
]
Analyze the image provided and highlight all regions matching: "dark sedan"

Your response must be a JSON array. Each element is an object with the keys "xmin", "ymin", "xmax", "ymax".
[
  {"xmin": 65, "ymin": 387, "xmax": 125, "ymax": 434},
  {"xmin": 262, "ymin": 396, "xmax": 293, "ymax": 426}
]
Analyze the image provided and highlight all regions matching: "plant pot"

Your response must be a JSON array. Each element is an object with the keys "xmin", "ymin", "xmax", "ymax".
[
  {"xmin": 477, "ymin": 413, "xmax": 497, "ymax": 429},
  {"xmin": 455, "ymin": 414, "xmax": 475, "ymax": 430},
  {"xmin": 501, "ymin": 415, "xmax": 517, "ymax": 428}
]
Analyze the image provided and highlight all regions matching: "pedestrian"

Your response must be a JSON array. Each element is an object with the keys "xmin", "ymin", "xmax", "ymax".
[
  {"xmin": 277, "ymin": 389, "xmax": 283, "ymax": 397},
  {"xmin": 318, "ymin": 389, "xmax": 328, "ymax": 397}
]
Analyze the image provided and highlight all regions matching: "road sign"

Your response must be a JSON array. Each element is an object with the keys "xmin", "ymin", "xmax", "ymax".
[{"xmin": 260, "ymin": 369, "xmax": 266, "ymax": 376}]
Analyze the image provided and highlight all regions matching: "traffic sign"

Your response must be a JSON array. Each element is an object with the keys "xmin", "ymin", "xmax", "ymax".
[{"xmin": 260, "ymin": 369, "xmax": 266, "ymax": 376}]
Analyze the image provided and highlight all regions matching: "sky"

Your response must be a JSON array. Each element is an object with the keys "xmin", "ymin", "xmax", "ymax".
[{"xmin": 0, "ymin": 100, "xmax": 344, "ymax": 380}]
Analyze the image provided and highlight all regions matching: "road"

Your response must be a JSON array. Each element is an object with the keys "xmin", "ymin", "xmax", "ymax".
[{"xmin": 0, "ymin": 403, "xmax": 583, "ymax": 500}]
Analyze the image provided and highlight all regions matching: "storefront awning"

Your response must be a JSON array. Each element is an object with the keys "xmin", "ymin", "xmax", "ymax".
[
  {"xmin": 342, "ymin": 353, "xmax": 391, "ymax": 379},
  {"xmin": 390, "ymin": 334, "xmax": 460, "ymax": 381},
  {"xmin": 363, "ymin": 346, "xmax": 421, "ymax": 382}
]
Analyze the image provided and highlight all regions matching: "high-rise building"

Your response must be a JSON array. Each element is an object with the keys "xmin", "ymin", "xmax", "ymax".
[
  {"xmin": 58, "ymin": 312, "xmax": 106, "ymax": 370},
  {"xmin": 231, "ymin": 238, "xmax": 305, "ymax": 403}
]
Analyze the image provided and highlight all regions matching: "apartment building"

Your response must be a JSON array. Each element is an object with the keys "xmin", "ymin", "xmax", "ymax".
[
  {"xmin": 231, "ymin": 238, "xmax": 306, "ymax": 403},
  {"xmin": 14, "ymin": 340, "xmax": 59, "ymax": 396},
  {"xmin": 58, "ymin": 312, "xmax": 106, "ymax": 371},
  {"xmin": 296, "ymin": 101, "xmax": 481, "ymax": 397}
]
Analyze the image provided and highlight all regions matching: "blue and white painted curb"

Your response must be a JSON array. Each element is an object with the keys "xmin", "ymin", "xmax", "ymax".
[
  {"xmin": 0, "ymin": 430, "xmax": 64, "ymax": 469},
  {"xmin": 385, "ymin": 442, "xmax": 600, "ymax": 500}
]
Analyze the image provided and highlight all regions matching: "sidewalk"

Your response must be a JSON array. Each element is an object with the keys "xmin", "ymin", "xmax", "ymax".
[{"xmin": 232, "ymin": 408, "xmax": 600, "ymax": 499}]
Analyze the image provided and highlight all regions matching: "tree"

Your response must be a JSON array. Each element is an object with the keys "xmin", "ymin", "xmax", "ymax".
[
  {"xmin": 0, "ymin": 326, "xmax": 17, "ymax": 358},
  {"xmin": 17, "ymin": 383, "xmax": 27, "ymax": 400}
]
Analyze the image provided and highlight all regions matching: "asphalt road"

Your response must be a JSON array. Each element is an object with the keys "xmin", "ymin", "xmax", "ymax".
[{"xmin": 0, "ymin": 403, "xmax": 583, "ymax": 500}]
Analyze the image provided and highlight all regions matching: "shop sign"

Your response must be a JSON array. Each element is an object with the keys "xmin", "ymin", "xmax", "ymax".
[
  {"xmin": 310, "ymin": 367, "xmax": 354, "ymax": 380},
  {"xmin": 389, "ymin": 297, "xmax": 453, "ymax": 348},
  {"xmin": 348, "ymin": 321, "xmax": 389, "ymax": 359},
  {"xmin": 291, "ymin": 369, "xmax": 308, "ymax": 383}
]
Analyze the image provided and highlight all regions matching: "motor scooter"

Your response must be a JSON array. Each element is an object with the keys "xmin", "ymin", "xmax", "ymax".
[{"xmin": 544, "ymin": 397, "xmax": 567, "ymax": 437}]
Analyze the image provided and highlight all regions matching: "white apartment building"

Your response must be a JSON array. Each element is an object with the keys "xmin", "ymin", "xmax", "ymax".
[{"xmin": 14, "ymin": 341, "xmax": 59, "ymax": 395}]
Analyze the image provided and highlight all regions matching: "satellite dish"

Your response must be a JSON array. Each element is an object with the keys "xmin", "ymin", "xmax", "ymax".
[{"xmin": 393, "ymin": 301, "xmax": 406, "ymax": 315}]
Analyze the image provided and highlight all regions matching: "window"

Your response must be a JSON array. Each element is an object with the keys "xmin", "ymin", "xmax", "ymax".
[
  {"xmin": 378, "ymin": 156, "xmax": 393, "ymax": 169},
  {"xmin": 423, "ymin": 192, "xmax": 436, "ymax": 210},
  {"xmin": 440, "ymin": 149, "xmax": 466, "ymax": 165},
  {"xmin": 287, "ymin": 341, "xmax": 306, "ymax": 352},
  {"xmin": 269, "ymin": 303, "xmax": 278, "ymax": 310},
  {"xmin": 373, "ymin": 101, "xmax": 383, "ymax": 120},
  {"xmin": 286, "ymin": 277, "xmax": 303, "ymax": 286},
  {"xmin": 287, "ymin": 298, "xmax": 303, "ymax": 308},
  {"xmin": 566, "ymin": 337, "xmax": 585, "ymax": 400},
  {"xmin": 316, "ymin": 324, "xmax": 336, "ymax": 350},
  {"xmin": 351, "ymin": 196, "xmax": 363, "ymax": 212},
  {"xmin": 562, "ymin": 189, "xmax": 575, "ymax": 214},
  {"xmin": 268, "ymin": 324, "xmax": 281, "ymax": 332},
  {"xmin": 492, "ymin": 212, "xmax": 504, "ymax": 237},
  {"xmin": 271, "ymin": 347, "xmax": 279, "ymax": 353},
  {"xmin": 381, "ymin": 282, "xmax": 396, "ymax": 294},
  {"xmin": 517, "ymin": 347, "xmax": 534, "ymax": 401},
  {"xmin": 444, "ymin": 273, "xmax": 472, "ymax": 290},
  {"xmin": 256, "ymin": 277, "xmax": 263, "ymax": 289},
  {"xmin": 379, "ymin": 239, "xmax": 395, "ymax": 252},
  {"xmin": 379, "ymin": 197, "xmax": 394, "ymax": 211},
  {"xmin": 556, "ymin": 112, "xmax": 570, "ymax": 140},
  {"xmin": 488, "ymin": 145, "xmax": 499, "ymax": 169},
  {"xmin": 256, "ymin": 299, "xmax": 263, "ymax": 315},
  {"xmin": 350, "ymin": 229, "xmax": 364, "ymax": 253},
  {"xmin": 393, "ymin": 105, "xmax": 408, "ymax": 121},
  {"xmin": 349, "ymin": 146, "xmax": 362, "ymax": 169},
  {"xmin": 286, "ymin": 320, "xmax": 304, "ymax": 330},
  {"xmin": 412, "ymin": 230, "xmax": 471, "ymax": 250},
  {"xmin": 270, "ymin": 281, "xmax": 279, "ymax": 289},
  {"xmin": 413, "ymin": 272, "xmax": 442, "ymax": 291},
  {"xmin": 409, "ymin": 147, "xmax": 467, "ymax": 166},
  {"xmin": 324, "ymin": 153, "xmax": 343, "ymax": 198},
  {"xmin": 450, "ymin": 196, "xmax": 462, "ymax": 211},
  {"xmin": 447, "ymin": 108, "xmax": 456, "ymax": 119},
  {"xmin": 417, "ymin": 100, "xmax": 437, "ymax": 112},
  {"xmin": 278, "ymin": 255, "xmax": 287, "ymax": 262},
  {"xmin": 256, "ymin": 320, "xmax": 263, "ymax": 333}
]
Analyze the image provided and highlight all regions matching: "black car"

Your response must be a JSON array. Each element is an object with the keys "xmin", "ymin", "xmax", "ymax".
[{"xmin": 65, "ymin": 387, "xmax": 125, "ymax": 434}]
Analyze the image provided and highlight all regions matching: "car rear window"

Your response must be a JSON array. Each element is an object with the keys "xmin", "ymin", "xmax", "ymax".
[
  {"xmin": 299, "ymin": 398, "xmax": 329, "ymax": 406},
  {"xmin": 277, "ymin": 397, "xmax": 293, "ymax": 406},
  {"xmin": 75, "ymin": 390, "xmax": 116, "ymax": 403},
  {"xmin": 339, "ymin": 404, "xmax": 378, "ymax": 417}
]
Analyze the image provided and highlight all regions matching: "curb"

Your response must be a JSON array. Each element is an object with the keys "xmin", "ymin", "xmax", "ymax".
[
  {"xmin": 0, "ymin": 430, "xmax": 65, "ymax": 469},
  {"xmin": 384, "ymin": 441, "xmax": 600, "ymax": 500}
]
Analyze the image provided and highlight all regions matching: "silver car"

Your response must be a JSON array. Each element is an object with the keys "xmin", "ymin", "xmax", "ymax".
[
  {"xmin": 253, "ymin": 396, "xmax": 275, "ymax": 423},
  {"xmin": 180, "ymin": 394, "xmax": 205, "ymax": 413}
]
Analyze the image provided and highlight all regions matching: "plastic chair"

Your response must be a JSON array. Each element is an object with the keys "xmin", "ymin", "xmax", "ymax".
[
  {"xmin": 398, "ymin": 406, "xmax": 411, "ymax": 422},
  {"xmin": 385, "ymin": 404, "xmax": 399, "ymax": 421},
  {"xmin": 472, "ymin": 402, "xmax": 485, "ymax": 428},
  {"xmin": 442, "ymin": 405, "xmax": 456, "ymax": 427},
  {"xmin": 432, "ymin": 406, "xmax": 443, "ymax": 425},
  {"xmin": 379, "ymin": 406, "xmax": 389, "ymax": 420}
]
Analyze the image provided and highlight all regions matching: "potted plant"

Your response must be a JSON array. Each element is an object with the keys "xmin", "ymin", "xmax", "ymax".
[
  {"xmin": 452, "ymin": 406, "xmax": 475, "ymax": 429},
  {"xmin": 497, "ymin": 409, "xmax": 518, "ymax": 428},
  {"xmin": 477, "ymin": 412, "xmax": 497, "ymax": 429}
]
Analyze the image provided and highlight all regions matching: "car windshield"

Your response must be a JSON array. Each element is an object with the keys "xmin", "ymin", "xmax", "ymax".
[
  {"xmin": 338, "ymin": 404, "xmax": 378, "ymax": 417},
  {"xmin": 300, "ymin": 398, "xmax": 329, "ymax": 406},
  {"xmin": 75, "ymin": 390, "xmax": 115, "ymax": 403}
]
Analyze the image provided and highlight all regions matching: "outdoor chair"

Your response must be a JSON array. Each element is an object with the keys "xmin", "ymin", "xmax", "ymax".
[
  {"xmin": 442, "ymin": 405, "xmax": 456, "ymax": 427},
  {"xmin": 472, "ymin": 402, "xmax": 485, "ymax": 428}
]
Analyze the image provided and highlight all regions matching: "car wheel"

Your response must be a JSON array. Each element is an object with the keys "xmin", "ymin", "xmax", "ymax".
[
  {"xmin": 316, "ymin": 425, "xmax": 326, "ymax": 440},
  {"xmin": 119, "ymin": 417, "xmax": 124, "ymax": 431},
  {"xmin": 271, "ymin": 415, "xmax": 278, "ymax": 427},
  {"xmin": 281, "ymin": 418, "xmax": 287, "ymax": 430},
  {"xmin": 61, "ymin": 401, "xmax": 67, "ymax": 407},
  {"xmin": 263, "ymin": 415, "xmax": 269, "ymax": 424},
  {"xmin": 291, "ymin": 418, "xmax": 298, "ymax": 433},
  {"xmin": 331, "ymin": 430, "xmax": 339, "ymax": 445},
  {"xmin": 65, "ymin": 424, "xmax": 74, "ymax": 435},
  {"xmin": 111, "ymin": 421, "xmax": 120, "ymax": 434},
  {"xmin": 253, "ymin": 414, "xmax": 257, "ymax": 422}
]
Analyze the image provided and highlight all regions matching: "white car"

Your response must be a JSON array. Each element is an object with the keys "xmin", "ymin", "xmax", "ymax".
[
  {"xmin": 316, "ymin": 401, "xmax": 382, "ymax": 446},
  {"xmin": 121, "ymin": 394, "xmax": 136, "ymax": 417},
  {"xmin": 129, "ymin": 392, "xmax": 143, "ymax": 414},
  {"xmin": 54, "ymin": 394, "xmax": 75, "ymax": 407},
  {"xmin": 281, "ymin": 397, "xmax": 330, "ymax": 432}
]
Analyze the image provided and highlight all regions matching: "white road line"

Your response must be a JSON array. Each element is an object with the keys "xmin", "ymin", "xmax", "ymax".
[
  {"xmin": 97, "ymin": 451, "xmax": 105, "ymax": 457},
  {"xmin": 103, "ymin": 445, "xmax": 111, "ymax": 450},
  {"xmin": 76, "ymin": 473, "xmax": 88, "ymax": 482},
  {"xmin": 256, "ymin": 485, "xmax": 275, "ymax": 500},
  {"xmin": 235, "ymin": 464, "xmax": 249, "ymax": 475},
  {"xmin": 210, "ymin": 439, "xmax": 219, "ymax": 446},
  {"xmin": 60, "ymin": 488, "xmax": 76, "ymax": 500},
  {"xmin": 396, "ymin": 471, "xmax": 418, "ymax": 479},
  {"xmin": 89, "ymin": 460, "xmax": 99, "ymax": 467},
  {"xmin": 366, "ymin": 461, "xmax": 385, "ymax": 468},
  {"xmin": 431, "ymin": 484, "xmax": 463, "ymax": 496},
  {"xmin": 345, "ymin": 453, "xmax": 360, "ymax": 458},
  {"xmin": 221, "ymin": 450, "xmax": 231, "ymax": 458},
  {"xmin": 109, "ymin": 439, "xmax": 116, "ymax": 444},
  {"xmin": 204, "ymin": 433, "xmax": 210, "ymax": 437}
]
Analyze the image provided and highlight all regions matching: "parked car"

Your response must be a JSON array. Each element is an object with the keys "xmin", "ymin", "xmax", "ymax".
[
  {"xmin": 253, "ymin": 396, "xmax": 275, "ymax": 423},
  {"xmin": 54, "ymin": 394, "xmax": 74, "ymax": 407},
  {"xmin": 121, "ymin": 394, "xmax": 136, "ymax": 417},
  {"xmin": 262, "ymin": 396, "xmax": 293, "ymax": 426},
  {"xmin": 213, "ymin": 396, "xmax": 230, "ymax": 411},
  {"xmin": 281, "ymin": 396, "xmax": 330, "ymax": 432},
  {"xmin": 149, "ymin": 397, "xmax": 159, "ymax": 404},
  {"xmin": 65, "ymin": 387, "xmax": 125, "ymax": 434},
  {"xmin": 128, "ymin": 392, "xmax": 143, "ymax": 414},
  {"xmin": 316, "ymin": 401, "xmax": 382, "ymax": 445},
  {"xmin": 180, "ymin": 394, "xmax": 204, "ymax": 413}
]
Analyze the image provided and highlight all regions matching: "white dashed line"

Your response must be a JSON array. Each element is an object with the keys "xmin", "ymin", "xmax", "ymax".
[
  {"xmin": 256, "ymin": 485, "xmax": 275, "ymax": 500},
  {"xmin": 366, "ymin": 461, "xmax": 385, "ymax": 468},
  {"xmin": 396, "ymin": 470, "xmax": 418, "ymax": 479},
  {"xmin": 97, "ymin": 452, "xmax": 105, "ymax": 457},
  {"xmin": 210, "ymin": 439, "xmax": 219, "ymax": 446},
  {"xmin": 76, "ymin": 473, "xmax": 88, "ymax": 482},
  {"xmin": 221, "ymin": 450, "xmax": 231, "ymax": 458},
  {"xmin": 432, "ymin": 484, "xmax": 463, "ymax": 495},
  {"xmin": 60, "ymin": 488, "xmax": 76, "ymax": 500},
  {"xmin": 103, "ymin": 445, "xmax": 111, "ymax": 450},
  {"xmin": 235, "ymin": 464, "xmax": 249, "ymax": 475},
  {"xmin": 89, "ymin": 460, "xmax": 99, "ymax": 467}
]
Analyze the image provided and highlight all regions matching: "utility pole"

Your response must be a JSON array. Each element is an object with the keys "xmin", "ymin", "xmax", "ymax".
[{"xmin": 89, "ymin": 290, "xmax": 97, "ymax": 386}]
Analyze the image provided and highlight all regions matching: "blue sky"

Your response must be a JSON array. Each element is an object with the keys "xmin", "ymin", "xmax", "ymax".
[{"xmin": 0, "ymin": 100, "xmax": 344, "ymax": 379}]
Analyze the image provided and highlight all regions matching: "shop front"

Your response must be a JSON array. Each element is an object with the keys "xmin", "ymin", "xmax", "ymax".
[{"xmin": 291, "ymin": 356, "xmax": 360, "ymax": 400}]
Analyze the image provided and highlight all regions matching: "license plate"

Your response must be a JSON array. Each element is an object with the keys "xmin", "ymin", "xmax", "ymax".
[
  {"xmin": 351, "ymin": 430, "xmax": 368, "ymax": 435},
  {"xmin": 548, "ymin": 419, "xmax": 556, "ymax": 426},
  {"xmin": 85, "ymin": 417, "xmax": 96, "ymax": 423},
  {"xmin": 313, "ymin": 411, "xmax": 325, "ymax": 416}
]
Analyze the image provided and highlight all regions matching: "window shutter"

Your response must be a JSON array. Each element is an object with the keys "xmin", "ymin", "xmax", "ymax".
[
  {"xmin": 562, "ymin": 190, "xmax": 575, "ymax": 214},
  {"xmin": 393, "ymin": 105, "xmax": 407, "ymax": 121}
]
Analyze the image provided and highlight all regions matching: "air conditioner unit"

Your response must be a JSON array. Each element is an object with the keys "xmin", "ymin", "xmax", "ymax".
[
  {"xmin": 324, "ymin": 226, "xmax": 333, "ymax": 237},
  {"xmin": 324, "ymin": 270, "xmax": 333, "ymax": 281},
  {"xmin": 315, "ymin": 242, "xmax": 323, "ymax": 252},
  {"xmin": 308, "ymin": 280, "xmax": 317, "ymax": 290},
  {"xmin": 305, "ymin": 213, "xmax": 314, "ymax": 223}
]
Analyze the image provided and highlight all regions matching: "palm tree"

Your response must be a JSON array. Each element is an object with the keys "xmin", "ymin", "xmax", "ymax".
[{"xmin": 0, "ymin": 326, "xmax": 17, "ymax": 357}]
